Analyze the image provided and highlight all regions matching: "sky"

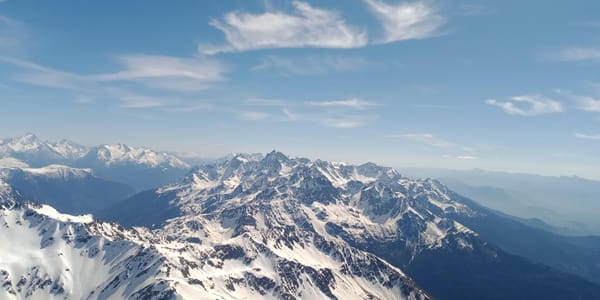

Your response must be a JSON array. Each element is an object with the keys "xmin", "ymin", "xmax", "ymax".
[{"xmin": 0, "ymin": 0, "xmax": 599, "ymax": 179}]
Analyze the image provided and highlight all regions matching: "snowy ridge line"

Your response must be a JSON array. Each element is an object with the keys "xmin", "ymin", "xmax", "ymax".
[{"xmin": 0, "ymin": 133, "xmax": 190, "ymax": 169}]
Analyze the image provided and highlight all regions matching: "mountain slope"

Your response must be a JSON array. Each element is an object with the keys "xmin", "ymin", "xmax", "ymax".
[
  {"xmin": 104, "ymin": 152, "xmax": 600, "ymax": 300},
  {"xmin": 2, "ymin": 184, "xmax": 430, "ymax": 299},
  {"xmin": 0, "ymin": 165, "xmax": 134, "ymax": 215},
  {"xmin": 0, "ymin": 203, "xmax": 180, "ymax": 300},
  {"xmin": 447, "ymin": 193, "xmax": 600, "ymax": 284}
]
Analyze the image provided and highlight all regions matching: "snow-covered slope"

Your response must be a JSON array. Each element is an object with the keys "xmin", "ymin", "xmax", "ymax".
[
  {"xmin": 0, "ymin": 158, "xmax": 29, "ymax": 169},
  {"xmin": 1, "ymin": 198, "xmax": 430, "ymax": 300},
  {"xmin": 0, "ymin": 179, "xmax": 18, "ymax": 209},
  {"xmin": 20, "ymin": 164, "xmax": 93, "ymax": 178},
  {"xmin": 0, "ymin": 203, "xmax": 177, "ymax": 300},
  {"xmin": 107, "ymin": 151, "xmax": 477, "ymax": 253}
]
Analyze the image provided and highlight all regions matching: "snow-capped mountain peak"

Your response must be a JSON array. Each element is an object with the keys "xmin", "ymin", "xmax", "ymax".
[
  {"xmin": 90, "ymin": 144, "xmax": 190, "ymax": 169},
  {"xmin": 0, "ymin": 134, "xmax": 88, "ymax": 165},
  {"xmin": 0, "ymin": 134, "xmax": 190, "ymax": 170},
  {"xmin": 117, "ymin": 153, "xmax": 477, "ymax": 258},
  {"xmin": 46, "ymin": 139, "xmax": 89, "ymax": 160},
  {"xmin": 0, "ymin": 133, "xmax": 42, "ymax": 153},
  {"xmin": 0, "ymin": 134, "xmax": 192, "ymax": 191}
]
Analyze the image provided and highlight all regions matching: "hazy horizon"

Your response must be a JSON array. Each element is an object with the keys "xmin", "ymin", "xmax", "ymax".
[{"xmin": 3, "ymin": 131, "xmax": 600, "ymax": 182}]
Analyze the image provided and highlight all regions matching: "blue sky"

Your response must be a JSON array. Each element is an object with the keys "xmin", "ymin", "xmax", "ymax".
[{"xmin": 1, "ymin": 0, "xmax": 599, "ymax": 179}]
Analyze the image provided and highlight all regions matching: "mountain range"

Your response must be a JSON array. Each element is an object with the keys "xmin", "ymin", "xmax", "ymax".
[
  {"xmin": 1, "ymin": 135, "xmax": 600, "ymax": 299},
  {"xmin": 0, "ymin": 164, "xmax": 431, "ymax": 299},
  {"xmin": 0, "ymin": 134, "xmax": 190, "ymax": 191}
]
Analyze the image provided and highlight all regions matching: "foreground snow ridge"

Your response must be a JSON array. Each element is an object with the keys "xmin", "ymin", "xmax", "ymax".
[{"xmin": 1, "ymin": 182, "xmax": 432, "ymax": 299}]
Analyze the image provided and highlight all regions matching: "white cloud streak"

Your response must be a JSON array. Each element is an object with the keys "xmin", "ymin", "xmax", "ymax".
[
  {"xmin": 306, "ymin": 98, "xmax": 378, "ymax": 109},
  {"xmin": 1, "ymin": 54, "xmax": 227, "ymax": 93},
  {"xmin": 575, "ymin": 133, "xmax": 600, "ymax": 140},
  {"xmin": 237, "ymin": 111, "xmax": 271, "ymax": 121},
  {"xmin": 236, "ymin": 97, "xmax": 379, "ymax": 128},
  {"xmin": 0, "ymin": 15, "xmax": 24, "ymax": 53},
  {"xmin": 0, "ymin": 56, "xmax": 224, "ymax": 112},
  {"xmin": 364, "ymin": 0, "xmax": 445, "ymax": 43},
  {"xmin": 0, "ymin": 56, "xmax": 89, "ymax": 90},
  {"xmin": 385, "ymin": 133, "xmax": 454, "ymax": 148},
  {"xmin": 456, "ymin": 155, "xmax": 478, "ymax": 160},
  {"xmin": 252, "ymin": 55, "xmax": 367, "ymax": 75},
  {"xmin": 115, "ymin": 94, "xmax": 172, "ymax": 109},
  {"xmin": 244, "ymin": 98, "xmax": 289, "ymax": 107},
  {"xmin": 201, "ymin": 1, "xmax": 367, "ymax": 54},
  {"xmin": 235, "ymin": 108, "xmax": 375, "ymax": 129},
  {"xmin": 320, "ymin": 114, "xmax": 373, "ymax": 128},
  {"xmin": 92, "ymin": 55, "xmax": 227, "ymax": 92},
  {"xmin": 576, "ymin": 96, "xmax": 600, "ymax": 112},
  {"xmin": 386, "ymin": 133, "xmax": 492, "ymax": 157},
  {"xmin": 485, "ymin": 95, "xmax": 564, "ymax": 116},
  {"xmin": 554, "ymin": 47, "xmax": 600, "ymax": 62},
  {"xmin": 201, "ymin": 0, "xmax": 446, "ymax": 54}
]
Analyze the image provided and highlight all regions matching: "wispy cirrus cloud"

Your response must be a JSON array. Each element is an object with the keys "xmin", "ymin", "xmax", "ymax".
[
  {"xmin": 0, "ymin": 55, "xmax": 225, "ymax": 112},
  {"xmin": 252, "ymin": 55, "xmax": 367, "ymax": 75},
  {"xmin": 236, "ymin": 97, "xmax": 379, "ymax": 128},
  {"xmin": 306, "ymin": 98, "xmax": 378, "ymax": 109},
  {"xmin": 201, "ymin": 0, "xmax": 446, "ymax": 55},
  {"xmin": 364, "ymin": 0, "xmax": 445, "ymax": 43},
  {"xmin": 553, "ymin": 89, "xmax": 600, "ymax": 113},
  {"xmin": 201, "ymin": 1, "xmax": 367, "ymax": 55},
  {"xmin": 237, "ymin": 111, "xmax": 271, "ymax": 121},
  {"xmin": 320, "ymin": 114, "xmax": 374, "ymax": 128},
  {"xmin": 575, "ymin": 133, "xmax": 600, "ymax": 140},
  {"xmin": 485, "ymin": 95, "xmax": 564, "ymax": 116},
  {"xmin": 244, "ymin": 98, "xmax": 288, "ymax": 107},
  {"xmin": 0, "ymin": 54, "xmax": 228, "ymax": 93},
  {"xmin": 244, "ymin": 97, "xmax": 378, "ymax": 110},
  {"xmin": 91, "ymin": 55, "xmax": 227, "ymax": 92},
  {"xmin": 0, "ymin": 58, "xmax": 80, "ymax": 90},
  {"xmin": 84, "ymin": 87, "xmax": 213, "ymax": 111},
  {"xmin": 0, "ymin": 15, "xmax": 25, "ymax": 53},
  {"xmin": 114, "ymin": 93, "xmax": 172, "ymax": 109},
  {"xmin": 385, "ymin": 133, "xmax": 454, "ymax": 148},
  {"xmin": 385, "ymin": 133, "xmax": 493, "ymax": 157},
  {"xmin": 552, "ymin": 47, "xmax": 600, "ymax": 62},
  {"xmin": 456, "ymin": 155, "xmax": 478, "ymax": 160},
  {"xmin": 576, "ymin": 95, "xmax": 600, "ymax": 112}
]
